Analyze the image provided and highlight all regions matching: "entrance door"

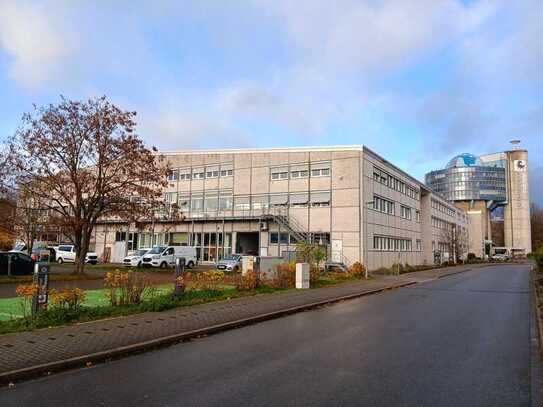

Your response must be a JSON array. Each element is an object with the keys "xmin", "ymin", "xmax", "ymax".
[{"xmin": 331, "ymin": 239, "xmax": 343, "ymax": 263}]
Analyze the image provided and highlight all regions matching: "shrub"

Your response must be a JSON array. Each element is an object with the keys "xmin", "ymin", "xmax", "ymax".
[
  {"xmin": 103, "ymin": 270, "xmax": 154, "ymax": 306},
  {"xmin": 235, "ymin": 271, "xmax": 260, "ymax": 291},
  {"xmin": 50, "ymin": 287, "xmax": 86, "ymax": 311},
  {"xmin": 467, "ymin": 253, "xmax": 476, "ymax": 261},
  {"xmin": 15, "ymin": 283, "xmax": 38, "ymax": 319},
  {"xmin": 533, "ymin": 247, "xmax": 543, "ymax": 269},
  {"xmin": 348, "ymin": 262, "xmax": 366, "ymax": 278},
  {"xmin": 186, "ymin": 270, "xmax": 225, "ymax": 291},
  {"xmin": 403, "ymin": 263, "xmax": 415, "ymax": 273}
]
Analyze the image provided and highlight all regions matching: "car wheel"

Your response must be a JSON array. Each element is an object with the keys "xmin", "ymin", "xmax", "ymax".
[
  {"xmin": 187, "ymin": 261, "xmax": 194, "ymax": 269},
  {"xmin": 57, "ymin": 257, "xmax": 63, "ymax": 264},
  {"xmin": 160, "ymin": 261, "xmax": 168, "ymax": 269}
]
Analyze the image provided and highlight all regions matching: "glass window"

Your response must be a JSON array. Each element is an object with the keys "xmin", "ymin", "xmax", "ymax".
[
  {"xmin": 310, "ymin": 191, "xmax": 331, "ymax": 207},
  {"xmin": 270, "ymin": 194, "xmax": 288, "ymax": 206},
  {"xmin": 252, "ymin": 195, "xmax": 269, "ymax": 210},
  {"xmin": 234, "ymin": 196, "xmax": 250, "ymax": 210}
]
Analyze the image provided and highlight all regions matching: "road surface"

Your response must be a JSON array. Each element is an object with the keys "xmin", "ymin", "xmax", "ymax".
[{"xmin": 0, "ymin": 264, "xmax": 538, "ymax": 406}]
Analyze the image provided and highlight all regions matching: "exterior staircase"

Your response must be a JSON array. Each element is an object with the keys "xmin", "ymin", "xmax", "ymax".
[{"xmin": 268, "ymin": 207, "xmax": 349, "ymax": 272}]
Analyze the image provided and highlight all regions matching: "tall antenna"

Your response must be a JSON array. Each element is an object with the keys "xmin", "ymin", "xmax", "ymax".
[{"xmin": 510, "ymin": 139, "xmax": 521, "ymax": 150}]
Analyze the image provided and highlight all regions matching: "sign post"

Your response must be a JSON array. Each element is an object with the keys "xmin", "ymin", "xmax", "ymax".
[
  {"xmin": 31, "ymin": 262, "xmax": 50, "ymax": 316},
  {"xmin": 173, "ymin": 257, "xmax": 186, "ymax": 298}
]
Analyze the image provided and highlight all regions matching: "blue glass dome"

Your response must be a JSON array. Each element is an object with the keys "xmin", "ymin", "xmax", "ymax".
[{"xmin": 446, "ymin": 153, "xmax": 483, "ymax": 168}]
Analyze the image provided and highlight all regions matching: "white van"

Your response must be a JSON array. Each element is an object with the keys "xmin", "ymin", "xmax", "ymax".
[
  {"xmin": 55, "ymin": 244, "xmax": 99, "ymax": 265},
  {"xmin": 141, "ymin": 246, "xmax": 197, "ymax": 269}
]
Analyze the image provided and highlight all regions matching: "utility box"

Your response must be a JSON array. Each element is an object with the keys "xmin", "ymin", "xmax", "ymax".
[
  {"xmin": 242, "ymin": 256, "xmax": 255, "ymax": 276},
  {"xmin": 296, "ymin": 263, "xmax": 310, "ymax": 289},
  {"xmin": 258, "ymin": 256, "xmax": 284, "ymax": 279}
]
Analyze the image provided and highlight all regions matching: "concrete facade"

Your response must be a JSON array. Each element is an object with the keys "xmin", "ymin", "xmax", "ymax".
[{"xmin": 91, "ymin": 145, "xmax": 470, "ymax": 269}]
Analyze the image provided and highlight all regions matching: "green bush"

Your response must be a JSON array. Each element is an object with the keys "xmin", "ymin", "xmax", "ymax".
[{"xmin": 533, "ymin": 247, "xmax": 543, "ymax": 269}]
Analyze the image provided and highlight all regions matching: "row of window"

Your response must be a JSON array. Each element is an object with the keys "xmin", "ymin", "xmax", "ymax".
[
  {"xmin": 432, "ymin": 216, "xmax": 453, "ymax": 231},
  {"xmin": 270, "ymin": 162, "xmax": 331, "ymax": 181},
  {"xmin": 373, "ymin": 166, "xmax": 420, "ymax": 200},
  {"xmin": 167, "ymin": 165, "xmax": 234, "ymax": 182},
  {"xmin": 431, "ymin": 198, "xmax": 456, "ymax": 217},
  {"xmin": 269, "ymin": 232, "xmax": 331, "ymax": 246},
  {"xmin": 373, "ymin": 235, "xmax": 419, "ymax": 252},
  {"xmin": 165, "ymin": 191, "xmax": 332, "ymax": 211},
  {"xmin": 373, "ymin": 196, "xmax": 420, "ymax": 222}
]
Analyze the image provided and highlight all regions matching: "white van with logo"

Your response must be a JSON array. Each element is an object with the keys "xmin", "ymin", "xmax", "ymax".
[{"xmin": 141, "ymin": 246, "xmax": 197, "ymax": 269}]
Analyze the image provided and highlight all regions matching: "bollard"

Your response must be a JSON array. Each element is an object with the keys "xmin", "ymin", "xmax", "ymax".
[{"xmin": 173, "ymin": 257, "xmax": 186, "ymax": 298}]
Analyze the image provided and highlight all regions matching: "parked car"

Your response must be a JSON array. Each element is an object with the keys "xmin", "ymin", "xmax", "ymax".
[
  {"xmin": 216, "ymin": 254, "xmax": 242, "ymax": 272},
  {"xmin": 141, "ymin": 246, "xmax": 197, "ymax": 269},
  {"xmin": 123, "ymin": 248, "xmax": 151, "ymax": 268},
  {"xmin": 491, "ymin": 253, "xmax": 509, "ymax": 261},
  {"xmin": 10, "ymin": 241, "xmax": 55, "ymax": 261},
  {"xmin": 0, "ymin": 251, "xmax": 35, "ymax": 275},
  {"xmin": 55, "ymin": 245, "xmax": 99, "ymax": 265}
]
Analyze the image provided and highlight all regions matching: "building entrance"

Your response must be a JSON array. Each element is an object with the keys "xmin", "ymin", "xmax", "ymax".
[{"xmin": 236, "ymin": 232, "xmax": 259, "ymax": 255}]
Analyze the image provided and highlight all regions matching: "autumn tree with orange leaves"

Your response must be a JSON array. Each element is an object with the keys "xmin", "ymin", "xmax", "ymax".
[{"xmin": 6, "ymin": 96, "xmax": 169, "ymax": 274}]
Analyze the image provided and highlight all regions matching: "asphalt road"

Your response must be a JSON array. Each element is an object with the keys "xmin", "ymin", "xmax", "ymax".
[{"xmin": 0, "ymin": 264, "xmax": 538, "ymax": 406}]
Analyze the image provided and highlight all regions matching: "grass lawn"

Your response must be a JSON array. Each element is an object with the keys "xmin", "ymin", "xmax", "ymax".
[{"xmin": 0, "ymin": 283, "xmax": 238, "ymax": 321}]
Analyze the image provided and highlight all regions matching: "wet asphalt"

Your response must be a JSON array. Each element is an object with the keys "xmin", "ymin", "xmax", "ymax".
[{"xmin": 0, "ymin": 264, "xmax": 537, "ymax": 406}]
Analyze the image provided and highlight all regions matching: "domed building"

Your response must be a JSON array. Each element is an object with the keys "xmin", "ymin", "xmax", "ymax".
[{"xmin": 425, "ymin": 149, "xmax": 531, "ymax": 258}]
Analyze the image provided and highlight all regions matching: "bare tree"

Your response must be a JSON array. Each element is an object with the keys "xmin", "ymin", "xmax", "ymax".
[
  {"xmin": 7, "ymin": 96, "xmax": 168, "ymax": 273},
  {"xmin": 439, "ymin": 224, "xmax": 468, "ymax": 263}
]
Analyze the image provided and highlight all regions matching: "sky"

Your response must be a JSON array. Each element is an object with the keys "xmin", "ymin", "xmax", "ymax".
[{"xmin": 0, "ymin": 0, "xmax": 541, "ymax": 204}]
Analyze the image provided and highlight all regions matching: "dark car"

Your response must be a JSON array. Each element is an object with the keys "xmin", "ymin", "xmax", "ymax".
[{"xmin": 0, "ymin": 251, "xmax": 35, "ymax": 275}]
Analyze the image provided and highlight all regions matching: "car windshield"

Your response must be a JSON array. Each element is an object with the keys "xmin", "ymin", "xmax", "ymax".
[
  {"xmin": 136, "ymin": 249, "xmax": 148, "ymax": 256},
  {"xmin": 13, "ymin": 244, "xmax": 25, "ymax": 251},
  {"xmin": 147, "ymin": 246, "xmax": 165, "ymax": 254}
]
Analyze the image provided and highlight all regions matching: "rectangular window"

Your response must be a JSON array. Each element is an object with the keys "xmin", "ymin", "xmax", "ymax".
[
  {"xmin": 234, "ymin": 196, "xmax": 250, "ymax": 210},
  {"xmin": 178, "ymin": 168, "xmax": 191, "ymax": 181},
  {"xmin": 191, "ymin": 194, "xmax": 204, "ymax": 212},
  {"xmin": 115, "ymin": 232, "xmax": 126, "ymax": 242},
  {"xmin": 290, "ymin": 164, "xmax": 309, "ymax": 179},
  {"xmin": 310, "ymin": 191, "xmax": 331, "ymax": 207},
  {"xmin": 251, "ymin": 195, "xmax": 269, "ymax": 210},
  {"xmin": 204, "ymin": 192, "xmax": 218, "ymax": 211},
  {"xmin": 416, "ymin": 239, "xmax": 422, "ymax": 251},
  {"xmin": 290, "ymin": 192, "xmax": 309, "ymax": 207},
  {"xmin": 270, "ymin": 233, "xmax": 278, "ymax": 244},
  {"xmin": 220, "ymin": 164, "xmax": 233, "ymax": 177},
  {"xmin": 205, "ymin": 165, "xmax": 220, "ymax": 179},
  {"xmin": 167, "ymin": 169, "xmax": 178, "ymax": 181},
  {"xmin": 219, "ymin": 192, "xmax": 233, "ymax": 210},
  {"xmin": 400, "ymin": 205, "xmax": 412, "ymax": 220},
  {"xmin": 415, "ymin": 210, "xmax": 420, "ymax": 222},
  {"xmin": 373, "ymin": 195, "xmax": 395, "ymax": 215},
  {"xmin": 310, "ymin": 162, "xmax": 331, "ymax": 177},
  {"xmin": 271, "ymin": 167, "xmax": 289, "ymax": 180},
  {"xmin": 177, "ymin": 194, "xmax": 190, "ymax": 211},
  {"xmin": 192, "ymin": 168, "xmax": 205, "ymax": 180},
  {"xmin": 164, "ymin": 192, "xmax": 178, "ymax": 204},
  {"xmin": 270, "ymin": 194, "xmax": 288, "ymax": 207}
]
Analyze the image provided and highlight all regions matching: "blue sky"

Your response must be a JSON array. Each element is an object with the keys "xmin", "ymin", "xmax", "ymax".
[{"xmin": 0, "ymin": 0, "xmax": 541, "ymax": 204}]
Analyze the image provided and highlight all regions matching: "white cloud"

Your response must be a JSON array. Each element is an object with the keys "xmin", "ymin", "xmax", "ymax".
[{"xmin": 0, "ymin": 1, "xmax": 74, "ymax": 88}]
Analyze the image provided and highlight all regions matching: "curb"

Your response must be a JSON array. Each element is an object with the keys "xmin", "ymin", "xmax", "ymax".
[{"xmin": 0, "ymin": 280, "xmax": 416, "ymax": 385}]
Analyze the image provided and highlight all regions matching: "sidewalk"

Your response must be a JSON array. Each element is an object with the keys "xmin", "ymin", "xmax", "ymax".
[{"xmin": 0, "ymin": 264, "xmax": 488, "ymax": 383}]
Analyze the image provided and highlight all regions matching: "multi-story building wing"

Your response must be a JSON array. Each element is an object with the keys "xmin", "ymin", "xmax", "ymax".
[{"xmin": 91, "ymin": 145, "xmax": 471, "ymax": 269}]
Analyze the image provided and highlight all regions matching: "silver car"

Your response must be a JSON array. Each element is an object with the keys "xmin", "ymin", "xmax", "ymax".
[{"xmin": 216, "ymin": 254, "xmax": 242, "ymax": 272}]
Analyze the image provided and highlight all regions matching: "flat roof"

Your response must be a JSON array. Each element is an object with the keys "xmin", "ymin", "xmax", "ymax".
[{"xmin": 158, "ymin": 145, "xmax": 364, "ymax": 155}]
